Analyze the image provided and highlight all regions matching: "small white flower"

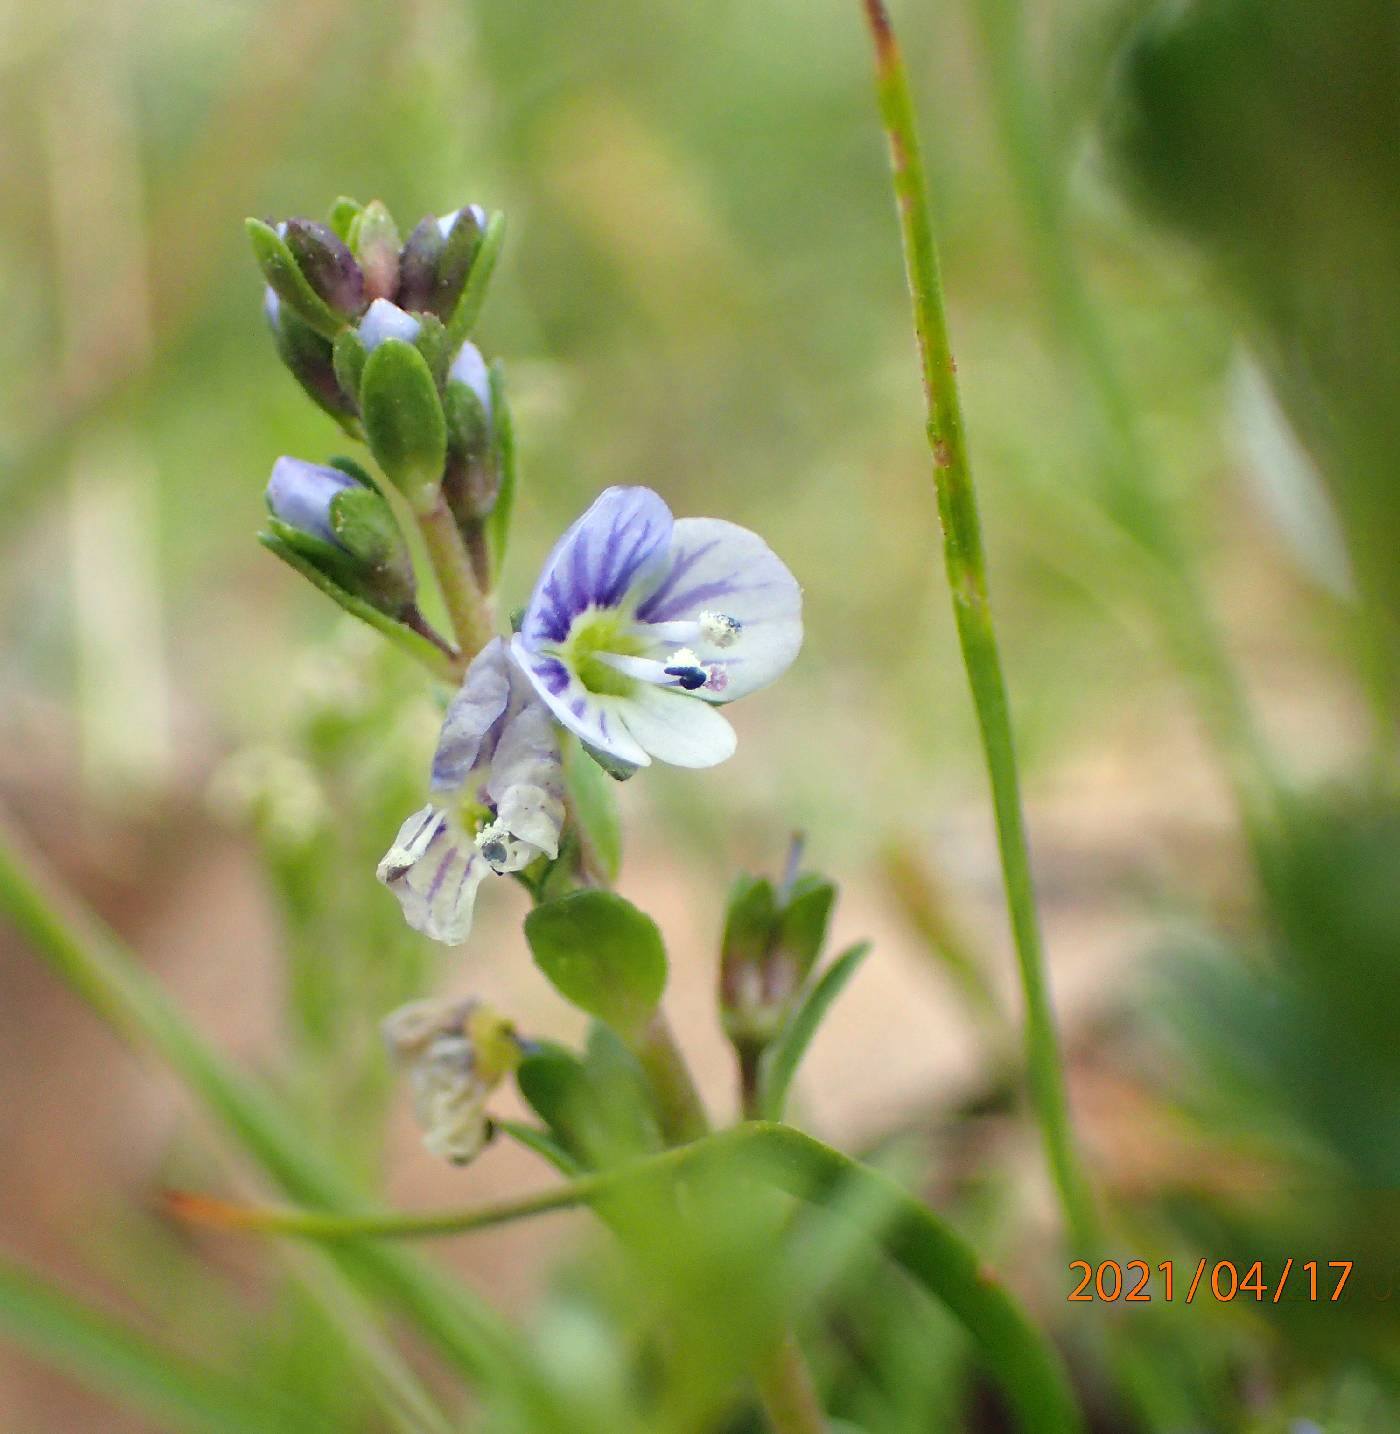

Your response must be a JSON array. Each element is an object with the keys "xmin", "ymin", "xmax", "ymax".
[{"xmin": 510, "ymin": 486, "xmax": 802, "ymax": 772}]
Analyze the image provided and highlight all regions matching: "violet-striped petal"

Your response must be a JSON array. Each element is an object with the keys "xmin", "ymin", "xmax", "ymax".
[
  {"xmin": 510, "ymin": 637, "xmax": 651, "ymax": 768},
  {"xmin": 634, "ymin": 516, "xmax": 802, "ymax": 702},
  {"xmin": 518, "ymin": 486, "xmax": 674, "ymax": 648},
  {"xmin": 376, "ymin": 805, "xmax": 489, "ymax": 945}
]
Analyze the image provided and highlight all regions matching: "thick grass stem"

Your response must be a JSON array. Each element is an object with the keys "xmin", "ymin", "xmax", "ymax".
[{"xmin": 858, "ymin": 0, "xmax": 1098, "ymax": 1256}]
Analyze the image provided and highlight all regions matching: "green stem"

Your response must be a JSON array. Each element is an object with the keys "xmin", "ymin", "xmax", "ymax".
[
  {"xmin": 259, "ymin": 534, "xmax": 462, "ymax": 684},
  {"xmin": 0, "ymin": 812, "xmax": 519, "ymax": 1386},
  {"xmin": 633, "ymin": 1010, "xmax": 711, "ymax": 1145},
  {"xmin": 858, "ymin": 0, "xmax": 1097, "ymax": 1255},
  {"xmin": 182, "ymin": 1121, "xmax": 1083, "ymax": 1434},
  {"xmin": 754, "ymin": 1331, "xmax": 828, "ymax": 1434},
  {"xmin": 418, "ymin": 500, "xmax": 496, "ymax": 660}
]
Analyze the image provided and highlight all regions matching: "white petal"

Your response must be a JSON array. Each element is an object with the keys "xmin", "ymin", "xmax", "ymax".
[
  {"xmin": 510, "ymin": 637, "xmax": 650, "ymax": 769},
  {"xmin": 633, "ymin": 517, "xmax": 802, "ymax": 701},
  {"xmin": 377, "ymin": 805, "xmax": 488, "ymax": 945},
  {"xmin": 619, "ymin": 684, "xmax": 736, "ymax": 768}
]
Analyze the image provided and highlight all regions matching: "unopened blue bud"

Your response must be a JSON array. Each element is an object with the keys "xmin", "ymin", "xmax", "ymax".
[
  {"xmin": 266, "ymin": 457, "xmax": 355, "ymax": 546},
  {"xmin": 357, "ymin": 298, "xmax": 422, "ymax": 352},
  {"xmin": 446, "ymin": 340, "xmax": 492, "ymax": 418},
  {"xmin": 264, "ymin": 456, "xmax": 418, "ymax": 614}
]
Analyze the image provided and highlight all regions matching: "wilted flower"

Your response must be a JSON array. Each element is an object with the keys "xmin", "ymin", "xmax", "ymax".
[
  {"xmin": 510, "ymin": 486, "xmax": 802, "ymax": 771},
  {"xmin": 382, "ymin": 996, "xmax": 523, "ymax": 1164},
  {"xmin": 378, "ymin": 638, "xmax": 565, "ymax": 944}
]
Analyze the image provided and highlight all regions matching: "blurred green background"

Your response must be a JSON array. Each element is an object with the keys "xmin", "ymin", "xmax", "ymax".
[{"xmin": 2, "ymin": 0, "xmax": 1397, "ymax": 1429}]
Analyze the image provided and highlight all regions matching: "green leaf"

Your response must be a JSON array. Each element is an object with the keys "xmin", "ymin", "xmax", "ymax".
[
  {"xmin": 760, "ymin": 942, "xmax": 873, "ymax": 1121},
  {"xmin": 515, "ymin": 1042, "xmax": 595, "ymax": 1166},
  {"xmin": 524, "ymin": 890, "xmax": 666, "ymax": 1034},
  {"xmin": 564, "ymin": 737, "xmax": 622, "ymax": 882},
  {"xmin": 359, "ymin": 339, "xmax": 447, "ymax": 512},
  {"xmin": 485, "ymin": 360, "xmax": 516, "ymax": 579},
  {"xmin": 582, "ymin": 1022, "xmax": 664, "ymax": 1158},
  {"xmin": 186, "ymin": 1124, "xmax": 1084, "ymax": 1434},
  {"xmin": 493, "ymin": 1118, "xmax": 585, "ymax": 1177},
  {"xmin": 331, "ymin": 327, "xmax": 368, "ymax": 407},
  {"xmin": 245, "ymin": 217, "xmax": 343, "ymax": 340},
  {"xmin": 327, "ymin": 195, "xmax": 363, "ymax": 243},
  {"xmin": 446, "ymin": 210, "xmax": 506, "ymax": 346}
]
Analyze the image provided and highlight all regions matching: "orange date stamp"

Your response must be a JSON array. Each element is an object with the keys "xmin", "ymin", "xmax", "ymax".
[{"xmin": 1068, "ymin": 1258, "xmax": 1354, "ymax": 1304}]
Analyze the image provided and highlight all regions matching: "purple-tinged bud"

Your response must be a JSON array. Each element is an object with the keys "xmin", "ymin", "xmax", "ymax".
[
  {"xmin": 442, "ymin": 340, "xmax": 498, "ymax": 525},
  {"xmin": 282, "ymin": 218, "xmax": 365, "ymax": 318},
  {"xmin": 265, "ymin": 291, "xmax": 357, "ymax": 423},
  {"xmin": 397, "ymin": 217, "xmax": 446, "ymax": 314}
]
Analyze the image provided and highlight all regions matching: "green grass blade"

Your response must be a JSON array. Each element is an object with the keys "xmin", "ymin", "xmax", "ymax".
[
  {"xmin": 759, "ymin": 942, "xmax": 872, "ymax": 1122},
  {"xmin": 0, "ymin": 1255, "xmax": 284, "ymax": 1434},
  {"xmin": 0, "ymin": 815, "xmax": 518, "ymax": 1384}
]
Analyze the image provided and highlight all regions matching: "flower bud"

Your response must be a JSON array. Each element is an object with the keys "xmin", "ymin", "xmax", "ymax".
[
  {"xmin": 397, "ymin": 205, "xmax": 488, "ymax": 320},
  {"xmin": 382, "ymin": 997, "xmax": 523, "ymax": 1164},
  {"xmin": 264, "ymin": 456, "xmax": 416, "ymax": 615},
  {"xmin": 356, "ymin": 297, "xmax": 422, "ymax": 352},
  {"xmin": 246, "ymin": 217, "xmax": 343, "ymax": 340},
  {"xmin": 432, "ymin": 206, "xmax": 487, "ymax": 317},
  {"xmin": 441, "ymin": 339, "xmax": 500, "ymax": 523},
  {"xmin": 282, "ymin": 218, "xmax": 365, "ymax": 319},
  {"xmin": 264, "ymin": 291, "xmax": 357, "ymax": 424},
  {"xmin": 350, "ymin": 200, "xmax": 402, "ymax": 303},
  {"xmin": 396, "ymin": 217, "xmax": 446, "ymax": 314},
  {"xmin": 718, "ymin": 864, "xmax": 837, "ymax": 1048}
]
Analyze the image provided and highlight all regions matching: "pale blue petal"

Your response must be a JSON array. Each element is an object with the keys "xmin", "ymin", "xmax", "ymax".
[
  {"xmin": 634, "ymin": 517, "xmax": 802, "ymax": 701},
  {"xmin": 518, "ymin": 487, "xmax": 673, "ymax": 648},
  {"xmin": 266, "ymin": 457, "xmax": 355, "ymax": 548}
]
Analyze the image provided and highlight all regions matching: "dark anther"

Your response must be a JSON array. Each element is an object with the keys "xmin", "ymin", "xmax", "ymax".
[{"xmin": 664, "ymin": 665, "xmax": 708, "ymax": 691}]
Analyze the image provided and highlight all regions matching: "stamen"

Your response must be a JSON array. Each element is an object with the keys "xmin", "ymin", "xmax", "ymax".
[
  {"xmin": 698, "ymin": 610, "xmax": 742, "ymax": 648},
  {"xmin": 663, "ymin": 646, "xmax": 708, "ymax": 690},
  {"xmin": 475, "ymin": 819, "xmax": 531, "ymax": 874},
  {"xmin": 664, "ymin": 665, "xmax": 708, "ymax": 691}
]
